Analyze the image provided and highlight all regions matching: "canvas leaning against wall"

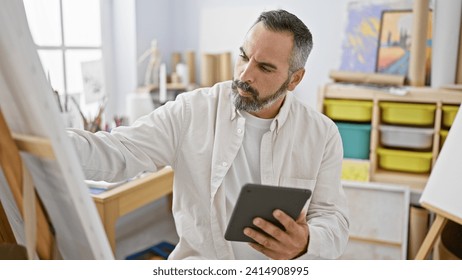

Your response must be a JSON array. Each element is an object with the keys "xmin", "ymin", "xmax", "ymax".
[
  {"xmin": 339, "ymin": 0, "xmax": 433, "ymax": 82},
  {"xmin": 376, "ymin": 10, "xmax": 432, "ymax": 84}
]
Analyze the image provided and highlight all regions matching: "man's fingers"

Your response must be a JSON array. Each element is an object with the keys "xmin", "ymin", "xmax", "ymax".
[
  {"xmin": 297, "ymin": 210, "xmax": 307, "ymax": 222},
  {"xmin": 243, "ymin": 210, "xmax": 309, "ymax": 259},
  {"xmin": 244, "ymin": 226, "xmax": 272, "ymax": 248},
  {"xmin": 254, "ymin": 216, "xmax": 286, "ymax": 241},
  {"xmin": 273, "ymin": 209, "xmax": 301, "ymax": 233}
]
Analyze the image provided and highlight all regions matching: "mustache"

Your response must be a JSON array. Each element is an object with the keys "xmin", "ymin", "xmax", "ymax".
[{"xmin": 232, "ymin": 79, "xmax": 258, "ymax": 97}]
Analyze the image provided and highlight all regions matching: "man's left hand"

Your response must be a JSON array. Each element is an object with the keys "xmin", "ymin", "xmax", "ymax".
[{"xmin": 243, "ymin": 210, "xmax": 309, "ymax": 259}]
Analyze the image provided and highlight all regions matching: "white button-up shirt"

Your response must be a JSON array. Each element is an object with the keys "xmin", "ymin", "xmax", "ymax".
[{"xmin": 68, "ymin": 81, "xmax": 349, "ymax": 259}]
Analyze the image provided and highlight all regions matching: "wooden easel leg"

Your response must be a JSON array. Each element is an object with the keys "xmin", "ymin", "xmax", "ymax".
[
  {"xmin": 0, "ymin": 110, "xmax": 22, "ymax": 245},
  {"xmin": 0, "ymin": 110, "xmax": 55, "ymax": 259},
  {"xmin": 415, "ymin": 215, "xmax": 448, "ymax": 260},
  {"xmin": 0, "ymin": 200, "xmax": 16, "ymax": 243}
]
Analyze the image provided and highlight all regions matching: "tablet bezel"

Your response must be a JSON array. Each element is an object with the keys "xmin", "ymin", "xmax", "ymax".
[{"xmin": 224, "ymin": 183, "xmax": 312, "ymax": 243}]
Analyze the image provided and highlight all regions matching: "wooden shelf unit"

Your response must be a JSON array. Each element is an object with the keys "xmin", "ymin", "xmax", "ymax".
[{"xmin": 318, "ymin": 83, "xmax": 462, "ymax": 192}]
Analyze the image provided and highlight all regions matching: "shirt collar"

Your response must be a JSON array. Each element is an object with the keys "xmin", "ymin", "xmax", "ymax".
[
  {"xmin": 231, "ymin": 102, "xmax": 238, "ymax": 120},
  {"xmin": 272, "ymin": 92, "xmax": 292, "ymax": 133}
]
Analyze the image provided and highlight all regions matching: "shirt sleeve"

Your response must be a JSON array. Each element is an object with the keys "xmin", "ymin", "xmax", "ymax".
[
  {"xmin": 297, "ymin": 123, "xmax": 349, "ymax": 260},
  {"xmin": 67, "ymin": 95, "xmax": 189, "ymax": 182}
]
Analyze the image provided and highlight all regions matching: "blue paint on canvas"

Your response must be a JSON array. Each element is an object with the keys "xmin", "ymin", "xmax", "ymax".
[{"xmin": 340, "ymin": 3, "xmax": 393, "ymax": 73}]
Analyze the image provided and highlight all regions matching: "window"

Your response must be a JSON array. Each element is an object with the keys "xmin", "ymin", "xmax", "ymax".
[{"xmin": 23, "ymin": 0, "xmax": 102, "ymax": 99}]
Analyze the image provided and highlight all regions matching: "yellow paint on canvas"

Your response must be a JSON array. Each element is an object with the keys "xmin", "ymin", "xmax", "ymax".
[
  {"xmin": 359, "ymin": 18, "xmax": 379, "ymax": 37},
  {"xmin": 348, "ymin": 34, "xmax": 362, "ymax": 48}
]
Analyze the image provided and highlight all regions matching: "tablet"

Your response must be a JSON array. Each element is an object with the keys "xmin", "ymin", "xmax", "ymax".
[{"xmin": 224, "ymin": 183, "xmax": 312, "ymax": 243}]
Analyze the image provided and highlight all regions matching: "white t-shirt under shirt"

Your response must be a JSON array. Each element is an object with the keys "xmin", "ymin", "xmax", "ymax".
[{"xmin": 223, "ymin": 110, "xmax": 273, "ymax": 259}]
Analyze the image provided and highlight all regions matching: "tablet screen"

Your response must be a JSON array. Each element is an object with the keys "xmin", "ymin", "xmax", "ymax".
[{"xmin": 224, "ymin": 183, "xmax": 312, "ymax": 243}]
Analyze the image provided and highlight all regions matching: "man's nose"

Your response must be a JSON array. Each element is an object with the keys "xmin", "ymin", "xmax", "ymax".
[{"xmin": 239, "ymin": 60, "xmax": 256, "ymax": 84}]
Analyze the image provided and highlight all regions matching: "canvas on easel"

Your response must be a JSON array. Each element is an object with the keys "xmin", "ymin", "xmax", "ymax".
[
  {"xmin": 416, "ymin": 105, "xmax": 462, "ymax": 259},
  {"xmin": 0, "ymin": 109, "xmax": 57, "ymax": 260},
  {"xmin": 0, "ymin": 0, "xmax": 113, "ymax": 259}
]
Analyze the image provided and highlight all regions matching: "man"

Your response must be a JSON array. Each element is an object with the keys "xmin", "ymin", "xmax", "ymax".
[{"xmin": 69, "ymin": 9, "xmax": 349, "ymax": 259}]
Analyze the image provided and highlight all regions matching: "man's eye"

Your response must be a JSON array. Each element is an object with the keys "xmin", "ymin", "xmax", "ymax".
[{"xmin": 260, "ymin": 66, "xmax": 271, "ymax": 72}]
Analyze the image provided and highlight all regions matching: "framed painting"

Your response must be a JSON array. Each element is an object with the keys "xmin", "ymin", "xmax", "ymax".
[
  {"xmin": 339, "ymin": 0, "xmax": 416, "ymax": 73},
  {"xmin": 376, "ymin": 10, "xmax": 433, "ymax": 84}
]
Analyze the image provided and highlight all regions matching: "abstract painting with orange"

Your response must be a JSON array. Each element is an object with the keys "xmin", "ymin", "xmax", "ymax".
[{"xmin": 376, "ymin": 10, "xmax": 432, "ymax": 83}]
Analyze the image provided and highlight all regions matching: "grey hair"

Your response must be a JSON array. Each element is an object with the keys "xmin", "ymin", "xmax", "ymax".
[{"xmin": 253, "ymin": 9, "xmax": 313, "ymax": 73}]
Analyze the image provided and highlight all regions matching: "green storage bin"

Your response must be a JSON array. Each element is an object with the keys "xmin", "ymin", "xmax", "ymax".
[{"xmin": 336, "ymin": 122, "xmax": 371, "ymax": 159}]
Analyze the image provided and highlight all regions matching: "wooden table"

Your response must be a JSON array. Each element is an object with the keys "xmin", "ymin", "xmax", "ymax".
[{"xmin": 92, "ymin": 167, "xmax": 174, "ymax": 252}]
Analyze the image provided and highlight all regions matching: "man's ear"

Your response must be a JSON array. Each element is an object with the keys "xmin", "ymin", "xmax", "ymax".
[{"xmin": 287, "ymin": 68, "xmax": 305, "ymax": 91}]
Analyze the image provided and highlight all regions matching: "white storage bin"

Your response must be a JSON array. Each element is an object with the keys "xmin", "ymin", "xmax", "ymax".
[{"xmin": 379, "ymin": 125, "xmax": 434, "ymax": 150}]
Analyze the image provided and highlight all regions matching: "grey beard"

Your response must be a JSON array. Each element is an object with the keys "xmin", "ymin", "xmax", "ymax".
[{"xmin": 231, "ymin": 79, "xmax": 290, "ymax": 113}]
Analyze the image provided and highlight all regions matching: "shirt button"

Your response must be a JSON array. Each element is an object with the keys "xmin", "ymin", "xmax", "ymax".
[
  {"xmin": 237, "ymin": 128, "xmax": 242, "ymax": 134},
  {"xmin": 222, "ymin": 162, "xmax": 228, "ymax": 167}
]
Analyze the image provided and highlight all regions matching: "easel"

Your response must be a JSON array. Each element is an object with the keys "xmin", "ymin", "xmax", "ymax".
[
  {"xmin": 415, "ymin": 205, "xmax": 462, "ymax": 260},
  {"xmin": 414, "ymin": 100, "xmax": 462, "ymax": 260},
  {"xmin": 1, "ymin": 107, "xmax": 175, "ymax": 258},
  {"xmin": 0, "ymin": 109, "xmax": 56, "ymax": 259},
  {"xmin": 0, "ymin": 199, "xmax": 15, "ymax": 243}
]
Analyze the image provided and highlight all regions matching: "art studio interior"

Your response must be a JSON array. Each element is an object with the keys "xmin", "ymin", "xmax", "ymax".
[{"xmin": 0, "ymin": 0, "xmax": 461, "ymax": 260}]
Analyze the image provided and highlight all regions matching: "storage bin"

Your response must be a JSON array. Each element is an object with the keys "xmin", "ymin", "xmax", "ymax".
[
  {"xmin": 440, "ymin": 129, "xmax": 449, "ymax": 148},
  {"xmin": 324, "ymin": 99, "xmax": 373, "ymax": 122},
  {"xmin": 380, "ymin": 102, "xmax": 436, "ymax": 126},
  {"xmin": 442, "ymin": 105, "xmax": 460, "ymax": 128},
  {"xmin": 377, "ymin": 148, "xmax": 433, "ymax": 173},
  {"xmin": 379, "ymin": 125, "xmax": 434, "ymax": 150},
  {"xmin": 336, "ymin": 122, "xmax": 371, "ymax": 159}
]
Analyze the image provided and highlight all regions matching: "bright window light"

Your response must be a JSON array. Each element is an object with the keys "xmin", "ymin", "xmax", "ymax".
[
  {"xmin": 23, "ymin": 0, "xmax": 62, "ymax": 46},
  {"xmin": 62, "ymin": 0, "xmax": 101, "ymax": 46},
  {"xmin": 23, "ymin": 0, "xmax": 103, "ymax": 97}
]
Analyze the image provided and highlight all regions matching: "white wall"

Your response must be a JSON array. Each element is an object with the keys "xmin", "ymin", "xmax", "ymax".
[
  {"xmin": 166, "ymin": 0, "xmax": 351, "ymax": 107},
  {"xmin": 102, "ymin": 0, "xmax": 138, "ymax": 118},
  {"xmin": 135, "ymin": 0, "xmax": 174, "ymax": 84},
  {"xmin": 109, "ymin": 0, "xmax": 352, "ymax": 117}
]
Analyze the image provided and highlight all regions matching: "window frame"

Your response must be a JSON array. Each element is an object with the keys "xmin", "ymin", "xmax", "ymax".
[{"xmin": 26, "ymin": 0, "xmax": 103, "ymax": 96}]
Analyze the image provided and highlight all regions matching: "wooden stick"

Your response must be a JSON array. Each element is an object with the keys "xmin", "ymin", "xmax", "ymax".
[
  {"xmin": 457, "ymin": 8, "xmax": 462, "ymax": 84},
  {"xmin": 415, "ymin": 214, "xmax": 448, "ymax": 260},
  {"xmin": 12, "ymin": 134, "xmax": 55, "ymax": 160},
  {"xmin": 0, "ymin": 110, "xmax": 55, "ymax": 259},
  {"xmin": 408, "ymin": 0, "xmax": 429, "ymax": 86},
  {"xmin": 329, "ymin": 70, "xmax": 405, "ymax": 86},
  {"xmin": 0, "ymin": 200, "xmax": 15, "ymax": 243}
]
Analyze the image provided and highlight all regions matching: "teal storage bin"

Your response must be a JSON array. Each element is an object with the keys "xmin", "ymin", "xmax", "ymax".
[{"xmin": 336, "ymin": 122, "xmax": 371, "ymax": 159}]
